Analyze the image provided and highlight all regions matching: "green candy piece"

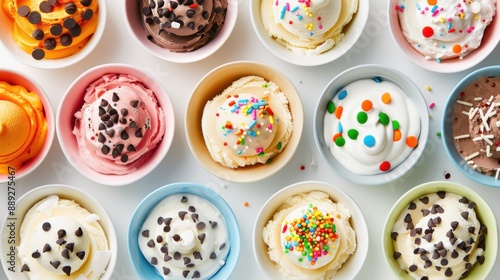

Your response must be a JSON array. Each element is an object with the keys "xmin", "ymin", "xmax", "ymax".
[
  {"xmin": 327, "ymin": 101, "xmax": 335, "ymax": 114},
  {"xmin": 392, "ymin": 120, "xmax": 400, "ymax": 130},
  {"xmin": 379, "ymin": 112, "xmax": 390, "ymax": 125},
  {"xmin": 347, "ymin": 129, "xmax": 359, "ymax": 140},
  {"xmin": 335, "ymin": 136, "xmax": 346, "ymax": 147},
  {"xmin": 357, "ymin": 111, "xmax": 368, "ymax": 124},
  {"xmin": 277, "ymin": 142, "xmax": 282, "ymax": 150}
]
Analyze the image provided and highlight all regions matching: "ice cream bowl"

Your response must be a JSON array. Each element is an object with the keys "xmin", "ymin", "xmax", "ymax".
[
  {"xmin": 124, "ymin": 0, "xmax": 238, "ymax": 63},
  {"xmin": 0, "ymin": 0, "xmax": 107, "ymax": 69},
  {"xmin": 313, "ymin": 64, "xmax": 429, "ymax": 186},
  {"xmin": 442, "ymin": 66, "xmax": 500, "ymax": 187},
  {"xmin": 185, "ymin": 61, "xmax": 304, "ymax": 183},
  {"xmin": 253, "ymin": 180, "xmax": 368, "ymax": 279},
  {"xmin": 388, "ymin": 0, "xmax": 500, "ymax": 73},
  {"xmin": 382, "ymin": 181, "xmax": 498, "ymax": 279},
  {"xmin": 250, "ymin": 0, "xmax": 369, "ymax": 66},
  {"xmin": 128, "ymin": 182, "xmax": 240, "ymax": 279},
  {"xmin": 0, "ymin": 184, "xmax": 118, "ymax": 280},
  {"xmin": 0, "ymin": 69, "xmax": 55, "ymax": 184},
  {"xmin": 56, "ymin": 63, "xmax": 175, "ymax": 186}
]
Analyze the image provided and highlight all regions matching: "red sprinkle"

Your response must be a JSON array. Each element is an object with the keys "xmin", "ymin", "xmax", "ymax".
[
  {"xmin": 422, "ymin": 26, "xmax": 434, "ymax": 38},
  {"xmin": 300, "ymin": 165, "xmax": 305, "ymax": 171},
  {"xmin": 282, "ymin": 224, "xmax": 288, "ymax": 233},
  {"xmin": 266, "ymin": 107, "xmax": 274, "ymax": 115},
  {"xmin": 380, "ymin": 161, "xmax": 391, "ymax": 172},
  {"xmin": 395, "ymin": 5, "xmax": 404, "ymax": 12},
  {"xmin": 189, "ymin": 3, "xmax": 198, "ymax": 8}
]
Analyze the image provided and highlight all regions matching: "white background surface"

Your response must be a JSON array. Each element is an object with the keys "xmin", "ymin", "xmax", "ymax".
[{"xmin": 1, "ymin": 0, "xmax": 500, "ymax": 279}]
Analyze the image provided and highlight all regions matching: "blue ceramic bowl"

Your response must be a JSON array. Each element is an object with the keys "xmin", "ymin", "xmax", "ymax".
[
  {"xmin": 127, "ymin": 182, "xmax": 240, "ymax": 279},
  {"xmin": 442, "ymin": 66, "xmax": 500, "ymax": 187}
]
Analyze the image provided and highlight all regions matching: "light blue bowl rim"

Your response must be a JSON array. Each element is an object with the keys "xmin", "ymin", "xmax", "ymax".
[
  {"xmin": 127, "ymin": 182, "xmax": 241, "ymax": 279},
  {"xmin": 442, "ymin": 65, "xmax": 500, "ymax": 188}
]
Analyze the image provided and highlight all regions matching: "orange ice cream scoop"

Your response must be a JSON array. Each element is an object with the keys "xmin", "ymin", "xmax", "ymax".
[
  {"xmin": 0, "ymin": 81, "xmax": 48, "ymax": 174},
  {"xmin": 2, "ymin": 0, "xmax": 99, "ymax": 60}
]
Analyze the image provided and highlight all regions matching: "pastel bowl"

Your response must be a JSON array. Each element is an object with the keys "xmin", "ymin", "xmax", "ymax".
[
  {"xmin": 56, "ymin": 63, "xmax": 175, "ymax": 186},
  {"xmin": 124, "ymin": 0, "xmax": 238, "ymax": 63},
  {"xmin": 382, "ymin": 181, "xmax": 498, "ymax": 279},
  {"xmin": 0, "ymin": 69, "xmax": 54, "ymax": 183},
  {"xmin": 442, "ymin": 66, "xmax": 500, "ymax": 187},
  {"xmin": 0, "ymin": 0, "xmax": 107, "ymax": 69},
  {"xmin": 185, "ymin": 61, "xmax": 304, "ymax": 183},
  {"xmin": 0, "ymin": 184, "xmax": 118, "ymax": 280},
  {"xmin": 313, "ymin": 64, "xmax": 429, "ymax": 186},
  {"xmin": 128, "ymin": 182, "xmax": 240, "ymax": 279},
  {"xmin": 387, "ymin": 0, "xmax": 500, "ymax": 73},
  {"xmin": 249, "ymin": 0, "xmax": 369, "ymax": 66},
  {"xmin": 253, "ymin": 180, "xmax": 368, "ymax": 279}
]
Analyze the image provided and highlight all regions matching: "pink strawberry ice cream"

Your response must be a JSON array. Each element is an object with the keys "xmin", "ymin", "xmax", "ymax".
[{"xmin": 73, "ymin": 73, "xmax": 166, "ymax": 175}]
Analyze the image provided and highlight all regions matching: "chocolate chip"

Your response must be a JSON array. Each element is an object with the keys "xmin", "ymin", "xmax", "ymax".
[
  {"xmin": 130, "ymin": 100, "xmax": 139, "ymax": 107},
  {"xmin": 437, "ymin": 191, "xmax": 446, "ymax": 199},
  {"xmin": 101, "ymin": 145, "xmax": 110, "ymax": 155},
  {"xmin": 210, "ymin": 252, "xmax": 217, "ymax": 259},
  {"xmin": 50, "ymin": 261, "xmax": 60, "ymax": 269},
  {"xmin": 198, "ymin": 233, "xmax": 205, "ymax": 244},
  {"xmin": 477, "ymin": 255, "xmax": 485, "ymax": 264},
  {"xmin": 164, "ymin": 217, "xmax": 172, "ymax": 225},
  {"xmin": 65, "ymin": 2, "xmax": 77, "ymax": 14},
  {"xmin": 44, "ymin": 38, "xmax": 57, "ymax": 50},
  {"xmin": 419, "ymin": 196, "xmax": 429, "ymax": 204},
  {"xmin": 81, "ymin": 0, "xmax": 92, "ymax": 6},
  {"xmin": 76, "ymin": 251, "xmax": 85, "ymax": 260},
  {"xmin": 120, "ymin": 108, "xmax": 129, "ymax": 117},
  {"xmin": 161, "ymin": 246, "xmax": 168, "ymax": 253},
  {"xmin": 127, "ymin": 144, "xmax": 136, "ymax": 152},
  {"xmin": 186, "ymin": 9, "xmax": 196, "ymax": 18},
  {"xmin": 129, "ymin": 121, "xmax": 138, "ymax": 128},
  {"xmin": 422, "ymin": 233, "xmax": 432, "ymax": 242},
  {"xmin": 50, "ymin": 24, "xmax": 63, "ymax": 36},
  {"xmin": 480, "ymin": 225, "xmax": 488, "ymax": 234},
  {"xmin": 56, "ymin": 238, "xmax": 67, "ymax": 245},
  {"xmin": 169, "ymin": 1, "xmax": 179, "ymax": 9},
  {"xmin": 202, "ymin": 11, "xmax": 209, "ymax": 20},
  {"xmin": 105, "ymin": 129, "xmax": 115, "ymax": 137},
  {"xmin": 215, "ymin": 6, "xmax": 222, "ymax": 13},
  {"xmin": 39, "ymin": 1, "xmax": 52, "ymax": 12},
  {"xmin": 32, "ymin": 29, "xmax": 44, "ymax": 40},
  {"xmin": 210, "ymin": 221, "xmax": 217, "ymax": 229},
  {"xmin": 63, "ymin": 18, "xmax": 77, "ymax": 29},
  {"xmin": 408, "ymin": 264, "xmax": 417, "ymax": 272},
  {"xmin": 450, "ymin": 237, "xmax": 457, "ymax": 245},
  {"xmin": 17, "ymin": 5, "xmax": 30, "ymax": 17},
  {"xmin": 183, "ymin": 256, "xmax": 191, "ymax": 265},
  {"xmin": 192, "ymin": 271, "xmax": 200, "ymax": 278},
  {"xmin": 391, "ymin": 232, "xmax": 398, "ymax": 240},
  {"xmin": 178, "ymin": 211, "xmax": 188, "ymax": 220},
  {"xmin": 66, "ymin": 243, "xmax": 75, "ymax": 252},
  {"xmin": 158, "ymin": 0, "xmax": 165, "ymax": 7},
  {"xmin": 404, "ymin": 213, "xmax": 412, "ymax": 223},
  {"xmin": 142, "ymin": 6, "xmax": 152, "ymax": 16},
  {"xmin": 147, "ymin": 239, "xmax": 155, "ymax": 247},
  {"xmin": 31, "ymin": 251, "xmax": 41, "ymax": 258},
  {"xmin": 432, "ymin": 251, "xmax": 440, "ymax": 260},
  {"xmin": 163, "ymin": 267, "xmax": 170, "ymax": 275},
  {"xmin": 98, "ymin": 132, "xmax": 106, "ymax": 143},
  {"xmin": 42, "ymin": 222, "xmax": 51, "ymax": 231},
  {"xmin": 191, "ymin": 213, "xmax": 198, "ymax": 222},
  {"xmin": 173, "ymin": 234, "xmax": 181, "ymax": 241},
  {"xmin": 468, "ymin": 202, "xmax": 476, "ymax": 209},
  {"xmin": 70, "ymin": 24, "xmax": 82, "ymax": 37},
  {"xmin": 135, "ymin": 128, "xmax": 144, "ymax": 138},
  {"xmin": 32, "ymin": 49, "xmax": 45, "ymax": 60},
  {"xmin": 21, "ymin": 264, "xmax": 30, "ymax": 272},
  {"xmin": 61, "ymin": 249, "xmax": 70, "ymax": 259},
  {"xmin": 48, "ymin": 0, "xmax": 57, "ymax": 5},
  {"xmin": 157, "ymin": 235, "xmax": 163, "ymax": 243},
  {"xmin": 467, "ymin": 237, "xmax": 475, "ymax": 245},
  {"xmin": 468, "ymin": 226, "xmax": 476, "ymax": 234},
  {"xmin": 451, "ymin": 250, "xmax": 459, "ymax": 259},
  {"xmin": 62, "ymin": 266, "xmax": 72, "ymax": 276},
  {"xmin": 43, "ymin": 243, "xmax": 51, "ymax": 253},
  {"xmin": 445, "ymin": 268, "xmax": 453, "ymax": 277},
  {"xmin": 142, "ymin": 230, "xmax": 150, "ymax": 237},
  {"xmin": 121, "ymin": 130, "xmax": 129, "ymax": 140},
  {"xmin": 194, "ymin": 222, "xmax": 205, "ymax": 230},
  {"xmin": 219, "ymin": 243, "xmax": 226, "ymax": 250},
  {"xmin": 119, "ymin": 117, "xmax": 127, "ymax": 124},
  {"xmin": 424, "ymin": 261, "xmax": 432, "ymax": 268},
  {"xmin": 112, "ymin": 144, "xmax": 124, "ymax": 158},
  {"xmin": 459, "ymin": 197, "xmax": 469, "ymax": 204},
  {"xmin": 151, "ymin": 257, "xmax": 158, "ymax": 265},
  {"xmin": 394, "ymin": 252, "xmax": 402, "ymax": 260},
  {"xmin": 112, "ymin": 92, "xmax": 120, "ymax": 102},
  {"xmin": 60, "ymin": 34, "xmax": 73, "ymax": 46},
  {"xmin": 427, "ymin": 219, "xmax": 436, "ymax": 228},
  {"xmin": 182, "ymin": 270, "xmax": 189, "ymax": 278},
  {"xmin": 58, "ymin": 229, "xmax": 67, "ymax": 238},
  {"xmin": 100, "ymin": 99, "xmax": 109, "ymax": 107},
  {"xmin": 446, "ymin": 229, "xmax": 454, "ymax": 239},
  {"xmin": 421, "ymin": 209, "xmax": 430, "ymax": 217},
  {"xmin": 414, "ymin": 237, "xmax": 421, "ymax": 245},
  {"xmin": 188, "ymin": 206, "xmax": 196, "ymax": 212},
  {"xmin": 164, "ymin": 254, "xmax": 172, "ymax": 262},
  {"xmin": 463, "ymin": 254, "xmax": 470, "ymax": 262},
  {"xmin": 451, "ymin": 221, "xmax": 459, "ymax": 230},
  {"xmin": 82, "ymin": 9, "xmax": 94, "ymax": 20},
  {"xmin": 461, "ymin": 211, "xmax": 469, "ymax": 220},
  {"xmin": 163, "ymin": 225, "xmax": 171, "ymax": 232},
  {"xmin": 174, "ymin": 252, "xmax": 181, "ymax": 260},
  {"xmin": 408, "ymin": 202, "xmax": 416, "ymax": 210},
  {"xmin": 433, "ymin": 217, "xmax": 442, "ymax": 225},
  {"xmin": 120, "ymin": 154, "xmax": 128, "ymax": 163},
  {"xmin": 193, "ymin": 251, "xmax": 202, "ymax": 260}
]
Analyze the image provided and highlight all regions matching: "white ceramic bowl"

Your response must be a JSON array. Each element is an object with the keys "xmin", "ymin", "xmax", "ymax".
[
  {"xmin": 313, "ymin": 64, "xmax": 429, "ymax": 185},
  {"xmin": 124, "ymin": 0, "xmax": 238, "ymax": 63},
  {"xmin": 185, "ymin": 61, "xmax": 304, "ymax": 183},
  {"xmin": 249, "ymin": 0, "xmax": 369, "ymax": 66},
  {"xmin": 388, "ymin": 0, "xmax": 500, "ymax": 73},
  {"xmin": 382, "ymin": 181, "xmax": 498, "ymax": 279},
  {"xmin": 0, "ymin": 0, "xmax": 107, "ymax": 69},
  {"xmin": 0, "ymin": 184, "xmax": 117, "ymax": 280},
  {"xmin": 56, "ymin": 63, "xmax": 175, "ymax": 186},
  {"xmin": 253, "ymin": 181, "xmax": 368, "ymax": 279},
  {"xmin": 0, "ymin": 69, "xmax": 54, "ymax": 183}
]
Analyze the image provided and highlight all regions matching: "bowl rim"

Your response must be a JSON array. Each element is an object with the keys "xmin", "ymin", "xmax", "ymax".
[
  {"xmin": 313, "ymin": 64, "xmax": 430, "ymax": 185},
  {"xmin": 0, "ymin": 184, "xmax": 118, "ymax": 280},
  {"xmin": 55, "ymin": 62, "xmax": 176, "ymax": 186},
  {"xmin": 387, "ymin": 0, "xmax": 500, "ymax": 73},
  {"xmin": 0, "ymin": 68, "xmax": 55, "ymax": 183},
  {"xmin": 382, "ymin": 180, "xmax": 498, "ymax": 280},
  {"xmin": 442, "ymin": 65, "xmax": 500, "ymax": 187},
  {"xmin": 0, "ymin": 0, "xmax": 107, "ymax": 69},
  {"xmin": 184, "ymin": 60, "xmax": 304, "ymax": 183},
  {"xmin": 252, "ymin": 180, "xmax": 369, "ymax": 280},
  {"xmin": 249, "ymin": 0, "xmax": 370, "ymax": 66},
  {"xmin": 127, "ymin": 182, "xmax": 241, "ymax": 279},
  {"xmin": 123, "ymin": 0, "xmax": 238, "ymax": 63}
]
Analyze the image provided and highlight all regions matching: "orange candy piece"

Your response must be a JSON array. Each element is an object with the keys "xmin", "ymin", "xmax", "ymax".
[
  {"xmin": 332, "ymin": 133, "xmax": 342, "ymax": 142},
  {"xmin": 393, "ymin": 130, "xmax": 402, "ymax": 141},
  {"xmin": 361, "ymin": 100, "xmax": 373, "ymax": 111},
  {"xmin": 453, "ymin": 44, "xmax": 462, "ymax": 54},
  {"xmin": 427, "ymin": 0, "xmax": 437, "ymax": 5},
  {"xmin": 335, "ymin": 106, "xmax": 343, "ymax": 119},
  {"xmin": 406, "ymin": 136, "xmax": 418, "ymax": 148},
  {"xmin": 382, "ymin": 92, "xmax": 391, "ymax": 104}
]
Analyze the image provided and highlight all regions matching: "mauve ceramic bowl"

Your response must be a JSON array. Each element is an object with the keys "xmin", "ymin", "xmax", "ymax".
[
  {"xmin": 56, "ymin": 63, "xmax": 175, "ymax": 186},
  {"xmin": 0, "ymin": 69, "xmax": 54, "ymax": 184},
  {"xmin": 0, "ymin": 0, "xmax": 107, "ymax": 69},
  {"xmin": 185, "ymin": 61, "xmax": 304, "ymax": 183},
  {"xmin": 124, "ymin": 0, "xmax": 238, "ymax": 63},
  {"xmin": 0, "ymin": 184, "xmax": 118, "ymax": 280},
  {"xmin": 388, "ymin": 0, "xmax": 500, "ymax": 73}
]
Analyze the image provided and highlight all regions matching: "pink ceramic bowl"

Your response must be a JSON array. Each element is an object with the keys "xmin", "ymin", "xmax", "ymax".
[
  {"xmin": 56, "ymin": 63, "xmax": 175, "ymax": 186},
  {"xmin": 0, "ymin": 69, "xmax": 54, "ymax": 183},
  {"xmin": 124, "ymin": 0, "xmax": 238, "ymax": 63},
  {"xmin": 388, "ymin": 0, "xmax": 500, "ymax": 73}
]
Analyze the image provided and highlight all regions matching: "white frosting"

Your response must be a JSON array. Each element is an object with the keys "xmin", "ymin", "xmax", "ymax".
[
  {"xmin": 397, "ymin": 0, "xmax": 496, "ymax": 60},
  {"xmin": 323, "ymin": 78, "xmax": 421, "ymax": 175},
  {"xmin": 138, "ymin": 194, "xmax": 230, "ymax": 280}
]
